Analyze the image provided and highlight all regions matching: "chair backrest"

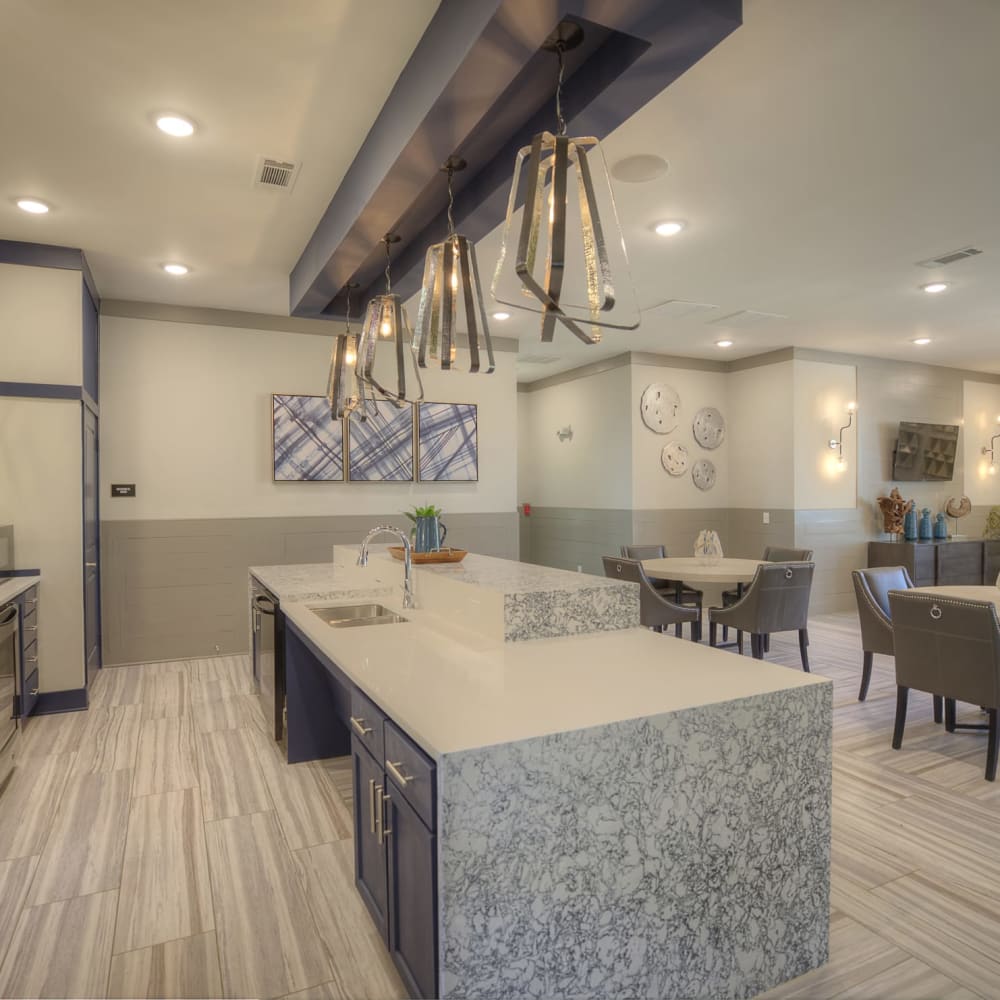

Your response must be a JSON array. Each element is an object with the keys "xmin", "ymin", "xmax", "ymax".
[
  {"xmin": 601, "ymin": 556, "xmax": 696, "ymax": 630},
  {"xmin": 620, "ymin": 544, "xmax": 667, "ymax": 561},
  {"xmin": 852, "ymin": 565, "xmax": 914, "ymax": 656},
  {"xmin": 888, "ymin": 591, "xmax": 1000, "ymax": 709},
  {"xmin": 730, "ymin": 562, "xmax": 814, "ymax": 633},
  {"xmin": 763, "ymin": 546, "xmax": 814, "ymax": 563}
]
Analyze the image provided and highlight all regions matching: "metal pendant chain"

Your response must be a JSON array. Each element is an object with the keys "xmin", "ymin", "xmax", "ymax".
[
  {"xmin": 446, "ymin": 166, "xmax": 456, "ymax": 237},
  {"xmin": 555, "ymin": 42, "xmax": 567, "ymax": 136},
  {"xmin": 344, "ymin": 285, "xmax": 352, "ymax": 334},
  {"xmin": 383, "ymin": 236, "xmax": 392, "ymax": 294}
]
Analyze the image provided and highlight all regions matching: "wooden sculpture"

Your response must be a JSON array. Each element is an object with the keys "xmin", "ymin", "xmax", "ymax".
[{"xmin": 877, "ymin": 487, "xmax": 913, "ymax": 535}]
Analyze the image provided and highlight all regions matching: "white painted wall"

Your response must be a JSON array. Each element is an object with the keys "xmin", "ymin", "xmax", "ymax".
[
  {"xmin": 0, "ymin": 264, "xmax": 82, "ymax": 385},
  {"xmin": 518, "ymin": 365, "xmax": 632, "ymax": 509},
  {"xmin": 516, "ymin": 390, "xmax": 534, "ymax": 503},
  {"xmin": 631, "ymin": 363, "xmax": 729, "ymax": 509},
  {"xmin": 99, "ymin": 316, "xmax": 518, "ymax": 520},
  {"xmin": 793, "ymin": 359, "xmax": 858, "ymax": 510},
  {"xmin": 727, "ymin": 362, "xmax": 794, "ymax": 509},
  {"xmin": 0, "ymin": 398, "xmax": 84, "ymax": 692},
  {"xmin": 962, "ymin": 380, "xmax": 1000, "ymax": 505}
]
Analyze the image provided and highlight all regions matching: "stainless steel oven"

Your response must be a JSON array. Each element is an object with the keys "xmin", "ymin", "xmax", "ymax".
[
  {"xmin": 0, "ymin": 602, "xmax": 20, "ymax": 777},
  {"xmin": 251, "ymin": 581, "xmax": 284, "ymax": 743}
]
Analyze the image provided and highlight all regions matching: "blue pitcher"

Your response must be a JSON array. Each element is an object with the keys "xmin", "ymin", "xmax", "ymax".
[{"xmin": 411, "ymin": 516, "xmax": 447, "ymax": 553}]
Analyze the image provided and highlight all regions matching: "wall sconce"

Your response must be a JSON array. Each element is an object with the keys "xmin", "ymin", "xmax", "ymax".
[
  {"xmin": 828, "ymin": 401, "xmax": 857, "ymax": 465},
  {"xmin": 556, "ymin": 425, "xmax": 573, "ymax": 442},
  {"xmin": 982, "ymin": 418, "xmax": 1000, "ymax": 475}
]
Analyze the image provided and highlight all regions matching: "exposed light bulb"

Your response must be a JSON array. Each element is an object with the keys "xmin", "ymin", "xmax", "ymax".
[
  {"xmin": 847, "ymin": 401, "xmax": 857, "ymax": 413},
  {"xmin": 344, "ymin": 349, "xmax": 356, "ymax": 366},
  {"xmin": 380, "ymin": 321, "xmax": 392, "ymax": 338},
  {"xmin": 990, "ymin": 466, "xmax": 997, "ymax": 476}
]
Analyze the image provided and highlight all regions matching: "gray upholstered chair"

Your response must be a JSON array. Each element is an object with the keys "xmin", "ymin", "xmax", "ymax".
[
  {"xmin": 851, "ymin": 566, "xmax": 914, "ymax": 702},
  {"xmin": 621, "ymin": 543, "xmax": 704, "ymax": 613},
  {"xmin": 602, "ymin": 556, "xmax": 700, "ymax": 640},
  {"xmin": 721, "ymin": 546, "xmax": 814, "ymax": 644},
  {"xmin": 887, "ymin": 590, "xmax": 1000, "ymax": 781},
  {"xmin": 708, "ymin": 562, "xmax": 814, "ymax": 671}
]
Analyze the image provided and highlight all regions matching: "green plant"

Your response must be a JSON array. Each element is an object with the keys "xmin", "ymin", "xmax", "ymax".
[{"xmin": 404, "ymin": 504, "xmax": 443, "ymax": 522}]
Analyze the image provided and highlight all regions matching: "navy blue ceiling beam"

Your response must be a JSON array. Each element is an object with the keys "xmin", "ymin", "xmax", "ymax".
[{"xmin": 289, "ymin": 0, "xmax": 741, "ymax": 318}]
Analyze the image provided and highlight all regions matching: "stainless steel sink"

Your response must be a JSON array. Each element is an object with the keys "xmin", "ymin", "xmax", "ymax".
[{"xmin": 310, "ymin": 603, "xmax": 408, "ymax": 628}]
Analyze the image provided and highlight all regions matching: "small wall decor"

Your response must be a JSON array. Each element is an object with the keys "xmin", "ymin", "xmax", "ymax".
[
  {"xmin": 945, "ymin": 495, "xmax": 972, "ymax": 538},
  {"xmin": 417, "ymin": 402, "xmax": 478, "ymax": 482},
  {"xmin": 348, "ymin": 400, "xmax": 414, "ymax": 482},
  {"xmin": 692, "ymin": 458, "xmax": 716, "ymax": 491},
  {"xmin": 640, "ymin": 383, "xmax": 681, "ymax": 434},
  {"xmin": 556, "ymin": 425, "xmax": 574, "ymax": 443},
  {"xmin": 272, "ymin": 394, "xmax": 344, "ymax": 482},
  {"xmin": 692, "ymin": 406, "xmax": 726, "ymax": 450},
  {"xmin": 660, "ymin": 441, "xmax": 690, "ymax": 477}
]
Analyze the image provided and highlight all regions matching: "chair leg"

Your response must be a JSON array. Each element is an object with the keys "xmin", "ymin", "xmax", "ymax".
[
  {"xmin": 798, "ymin": 629, "xmax": 810, "ymax": 672},
  {"xmin": 691, "ymin": 615, "xmax": 702, "ymax": 643},
  {"xmin": 674, "ymin": 621, "xmax": 682, "ymax": 639},
  {"xmin": 737, "ymin": 630, "xmax": 744, "ymax": 655},
  {"xmin": 933, "ymin": 695, "xmax": 943, "ymax": 724},
  {"xmin": 945, "ymin": 698, "xmax": 957, "ymax": 733},
  {"xmin": 722, "ymin": 625, "xmax": 729, "ymax": 642},
  {"xmin": 858, "ymin": 651, "xmax": 873, "ymax": 701},
  {"xmin": 892, "ymin": 686, "xmax": 909, "ymax": 749},
  {"xmin": 750, "ymin": 633, "xmax": 764, "ymax": 659},
  {"xmin": 986, "ymin": 709, "xmax": 999, "ymax": 782},
  {"xmin": 709, "ymin": 621, "xmax": 718, "ymax": 647},
  {"xmin": 764, "ymin": 634, "xmax": 770, "ymax": 653}
]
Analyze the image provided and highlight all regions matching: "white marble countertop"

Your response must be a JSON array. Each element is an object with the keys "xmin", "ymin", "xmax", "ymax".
[
  {"xmin": 412, "ymin": 552, "xmax": 629, "ymax": 594},
  {"xmin": 0, "ymin": 576, "xmax": 40, "ymax": 605},
  {"xmin": 249, "ymin": 563, "xmax": 389, "ymax": 603},
  {"xmin": 281, "ymin": 591, "xmax": 828, "ymax": 759}
]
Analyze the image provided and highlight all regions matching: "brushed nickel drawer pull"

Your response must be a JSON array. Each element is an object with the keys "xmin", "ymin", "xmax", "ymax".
[
  {"xmin": 381, "ymin": 792, "xmax": 392, "ymax": 841},
  {"xmin": 386, "ymin": 760, "xmax": 414, "ymax": 786},
  {"xmin": 25, "ymin": 599, "xmax": 37, "ymax": 607},
  {"xmin": 29, "ymin": 688, "xmax": 38, "ymax": 696},
  {"xmin": 24, "ymin": 626, "xmax": 37, "ymax": 633},
  {"xmin": 368, "ymin": 778, "xmax": 376, "ymax": 835},
  {"xmin": 26, "ymin": 656, "xmax": 38, "ymax": 664},
  {"xmin": 350, "ymin": 716, "xmax": 373, "ymax": 737},
  {"xmin": 374, "ymin": 783, "xmax": 384, "ymax": 844}
]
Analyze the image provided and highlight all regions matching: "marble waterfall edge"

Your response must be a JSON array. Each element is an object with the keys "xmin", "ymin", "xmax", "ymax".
[{"xmin": 437, "ymin": 682, "xmax": 832, "ymax": 999}]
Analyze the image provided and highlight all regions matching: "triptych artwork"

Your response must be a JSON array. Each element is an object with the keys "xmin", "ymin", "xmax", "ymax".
[{"xmin": 272, "ymin": 395, "xmax": 478, "ymax": 483}]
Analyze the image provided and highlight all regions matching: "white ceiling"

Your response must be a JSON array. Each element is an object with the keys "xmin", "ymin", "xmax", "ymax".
[
  {"xmin": 0, "ymin": 0, "xmax": 439, "ymax": 313},
  {"xmin": 3, "ymin": 0, "xmax": 999, "ymax": 378}
]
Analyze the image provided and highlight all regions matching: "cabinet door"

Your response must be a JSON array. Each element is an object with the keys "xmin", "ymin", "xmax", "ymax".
[
  {"xmin": 352, "ymin": 736, "xmax": 388, "ymax": 938},
  {"xmin": 386, "ymin": 789, "xmax": 437, "ymax": 1000}
]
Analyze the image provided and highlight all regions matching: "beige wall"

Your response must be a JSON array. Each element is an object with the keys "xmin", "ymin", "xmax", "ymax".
[
  {"xmin": 0, "ymin": 264, "xmax": 82, "ymax": 385},
  {"xmin": 962, "ymin": 380, "xmax": 1000, "ymax": 504},
  {"xmin": 0, "ymin": 398, "xmax": 85, "ymax": 691}
]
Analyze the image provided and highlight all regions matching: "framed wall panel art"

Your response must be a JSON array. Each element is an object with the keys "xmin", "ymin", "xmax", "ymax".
[
  {"xmin": 417, "ymin": 401, "xmax": 478, "ymax": 482},
  {"xmin": 347, "ymin": 400, "xmax": 415, "ymax": 482},
  {"xmin": 272, "ymin": 394, "xmax": 344, "ymax": 482}
]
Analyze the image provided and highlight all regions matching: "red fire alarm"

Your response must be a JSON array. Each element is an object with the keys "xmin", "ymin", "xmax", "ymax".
[{"xmin": 521, "ymin": 503, "xmax": 531, "ymax": 517}]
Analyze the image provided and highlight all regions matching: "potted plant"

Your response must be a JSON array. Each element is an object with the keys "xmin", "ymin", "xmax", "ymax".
[{"xmin": 404, "ymin": 505, "xmax": 448, "ymax": 553}]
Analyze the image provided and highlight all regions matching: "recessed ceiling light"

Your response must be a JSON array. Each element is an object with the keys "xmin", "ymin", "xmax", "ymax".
[
  {"xmin": 921, "ymin": 282, "xmax": 948, "ymax": 294},
  {"xmin": 16, "ymin": 198, "xmax": 50, "ymax": 215},
  {"xmin": 912, "ymin": 337, "xmax": 932, "ymax": 345},
  {"xmin": 155, "ymin": 114, "xmax": 196, "ymax": 138},
  {"xmin": 611, "ymin": 154, "xmax": 669, "ymax": 184},
  {"xmin": 492, "ymin": 311, "xmax": 511, "ymax": 321},
  {"xmin": 162, "ymin": 262, "xmax": 189, "ymax": 276},
  {"xmin": 715, "ymin": 339, "xmax": 734, "ymax": 348},
  {"xmin": 654, "ymin": 220, "xmax": 685, "ymax": 237}
]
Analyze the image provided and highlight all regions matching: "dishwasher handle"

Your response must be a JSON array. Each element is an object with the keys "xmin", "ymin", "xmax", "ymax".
[{"xmin": 253, "ymin": 594, "xmax": 276, "ymax": 616}]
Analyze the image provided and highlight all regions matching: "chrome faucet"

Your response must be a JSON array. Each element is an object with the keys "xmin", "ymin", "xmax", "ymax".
[{"xmin": 357, "ymin": 525, "xmax": 415, "ymax": 609}]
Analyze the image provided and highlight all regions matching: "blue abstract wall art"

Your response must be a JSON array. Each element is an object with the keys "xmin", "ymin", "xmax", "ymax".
[
  {"xmin": 418, "ymin": 402, "xmax": 479, "ymax": 482},
  {"xmin": 347, "ymin": 400, "xmax": 415, "ymax": 482},
  {"xmin": 272, "ymin": 394, "xmax": 344, "ymax": 482}
]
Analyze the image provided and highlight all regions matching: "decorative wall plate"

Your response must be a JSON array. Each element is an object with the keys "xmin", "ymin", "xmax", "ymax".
[
  {"xmin": 692, "ymin": 458, "xmax": 716, "ymax": 491},
  {"xmin": 692, "ymin": 406, "xmax": 726, "ymax": 450},
  {"xmin": 661, "ymin": 441, "xmax": 690, "ymax": 477},
  {"xmin": 640, "ymin": 383, "xmax": 681, "ymax": 434}
]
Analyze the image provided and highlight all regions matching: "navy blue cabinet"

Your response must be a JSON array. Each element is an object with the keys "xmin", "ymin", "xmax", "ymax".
[
  {"xmin": 351, "ymin": 710, "xmax": 438, "ymax": 999},
  {"xmin": 16, "ymin": 586, "xmax": 40, "ymax": 719}
]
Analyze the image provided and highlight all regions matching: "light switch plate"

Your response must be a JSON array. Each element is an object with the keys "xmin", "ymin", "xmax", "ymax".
[{"xmin": 762, "ymin": 511, "xmax": 770, "ymax": 525}]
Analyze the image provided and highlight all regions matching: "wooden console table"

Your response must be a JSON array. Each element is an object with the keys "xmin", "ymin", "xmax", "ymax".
[{"xmin": 868, "ymin": 539, "xmax": 1000, "ymax": 586}]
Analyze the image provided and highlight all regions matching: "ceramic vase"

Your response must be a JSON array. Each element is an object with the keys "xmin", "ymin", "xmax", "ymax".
[
  {"xmin": 918, "ymin": 508, "xmax": 932, "ymax": 541},
  {"xmin": 411, "ymin": 516, "xmax": 447, "ymax": 553}
]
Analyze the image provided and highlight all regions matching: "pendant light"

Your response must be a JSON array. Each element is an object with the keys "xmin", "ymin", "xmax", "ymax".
[
  {"xmin": 356, "ymin": 234, "xmax": 425, "ymax": 407},
  {"xmin": 491, "ymin": 22, "xmax": 638, "ymax": 344},
  {"xmin": 326, "ymin": 283, "xmax": 376, "ymax": 421},
  {"xmin": 413, "ymin": 157, "xmax": 496, "ymax": 374}
]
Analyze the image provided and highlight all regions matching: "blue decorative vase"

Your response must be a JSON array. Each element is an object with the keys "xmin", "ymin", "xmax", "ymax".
[
  {"xmin": 903, "ymin": 508, "xmax": 917, "ymax": 540},
  {"xmin": 411, "ymin": 516, "xmax": 447, "ymax": 553},
  {"xmin": 918, "ymin": 507, "xmax": 933, "ymax": 541},
  {"xmin": 934, "ymin": 513, "xmax": 948, "ymax": 539}
]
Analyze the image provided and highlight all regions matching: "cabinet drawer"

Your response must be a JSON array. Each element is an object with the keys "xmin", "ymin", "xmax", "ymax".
[
  {"xmin": 21, "ymin": 587, "xmax": 38, "ymax": 610},
  {"xmin": 22, "ymin": 606, "xmax": 37, "ymax": 638},
  {"xmin": 21, "ymin": 667, "xmax": 39, "ymax": 719},
  {"xmin": 23, "ymin": 638, "xmax": 37, "ymax": 665},
  {"xmin": 350, "ymin": 688, "xmax": 386, "ymax": 763},
  {"xmin": 936, "ymin": 542, "xmax": 984, "ymax": 585},
  {"xmin": 384, "ymin": 721, "xmax": 436, "ymax": 831}
]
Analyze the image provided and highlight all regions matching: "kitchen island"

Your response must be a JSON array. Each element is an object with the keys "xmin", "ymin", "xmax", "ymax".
[{"xmin": 249, "ymin": 553, "xmax": 831, "ymax": 1000}]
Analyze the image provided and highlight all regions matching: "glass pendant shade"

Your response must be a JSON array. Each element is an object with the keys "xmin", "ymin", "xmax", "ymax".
[
  {"xmin": 356, "ymin": 293, "xmax": 424, "ymax": 407},
  {"xmin": 492, "ymin": 130, "xmax": 638, "ymax": 344},
  {"xmin": 414, "ymin": 234, "xmax": 496, "ymax": 373}
]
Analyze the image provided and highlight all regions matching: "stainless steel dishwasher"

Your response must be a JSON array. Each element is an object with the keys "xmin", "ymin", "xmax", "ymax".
[{"xmin": 251, "ymin": 580, "xmax": 284, "ymax": 742}]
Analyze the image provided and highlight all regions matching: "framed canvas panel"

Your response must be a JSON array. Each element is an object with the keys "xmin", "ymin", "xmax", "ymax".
[
  {"xmin": 347, "ymin": 400, "xmax": 414, "ymax": 482},
  {"xmin": 417, "ymin": 402, "xmax": 478, "ymax": 482},
  {"xmin": 272, "ymin": 394, "xmax": 344, "ymax": 482}
]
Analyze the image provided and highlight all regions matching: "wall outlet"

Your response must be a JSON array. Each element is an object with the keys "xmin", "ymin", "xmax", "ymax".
[
  {"xmin": 577, "ymin": 565, "xmax": 583, "ymax": 573},
  {"xmin": 762, "ymin": 512, "xmax": 770, "ymax": 525},
  {"xmin": 214, "ymin": 643, "xmax": 221, "ymax": 653}
]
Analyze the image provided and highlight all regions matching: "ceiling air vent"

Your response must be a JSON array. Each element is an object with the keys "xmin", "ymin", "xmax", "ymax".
[
  {"xmin": 916, "ymin": 246, "xmax": 983, "ymax": 268},
  {"xmin": 517, "ymin": 355, "xmax": 561, "ymax": 366},
  {"xmin": 253, "ymin": 156, "xmax": 300, "ymax": 192}
]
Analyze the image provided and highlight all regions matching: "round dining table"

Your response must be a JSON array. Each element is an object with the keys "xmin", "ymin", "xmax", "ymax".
[{"xmin": 642, "ymin": 556, "xmax": 765, "ymax": 586}]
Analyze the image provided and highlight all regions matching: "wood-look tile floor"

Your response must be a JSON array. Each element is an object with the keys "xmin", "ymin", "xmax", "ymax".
[{"xmin": 1, "ymin": 621, "xmax": 998, "ymax": 998}]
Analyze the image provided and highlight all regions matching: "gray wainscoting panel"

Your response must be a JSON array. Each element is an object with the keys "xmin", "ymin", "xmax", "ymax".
[
  {"xmin": 520, "ymin": 508, "xmax": 634, "ymax": 576},
  {"xmin": 101, "ymin": 513, "xmax": 517, "ymax": 665},
  {"xmin": 722, "ymin": 509, "xmax": 795, "ymax": 559},
  {"xmin": 631, "ymin": 509, "xmax": 730, "ymax": 560},
  {"xmin": 794, "ymin": 509, "xmax": 870, "ymax": 614}
]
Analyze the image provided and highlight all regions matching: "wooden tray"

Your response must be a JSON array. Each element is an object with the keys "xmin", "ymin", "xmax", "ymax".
[{"xmin": 388, "ymin": 546, "xmax": 468, "ymax": 564}]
